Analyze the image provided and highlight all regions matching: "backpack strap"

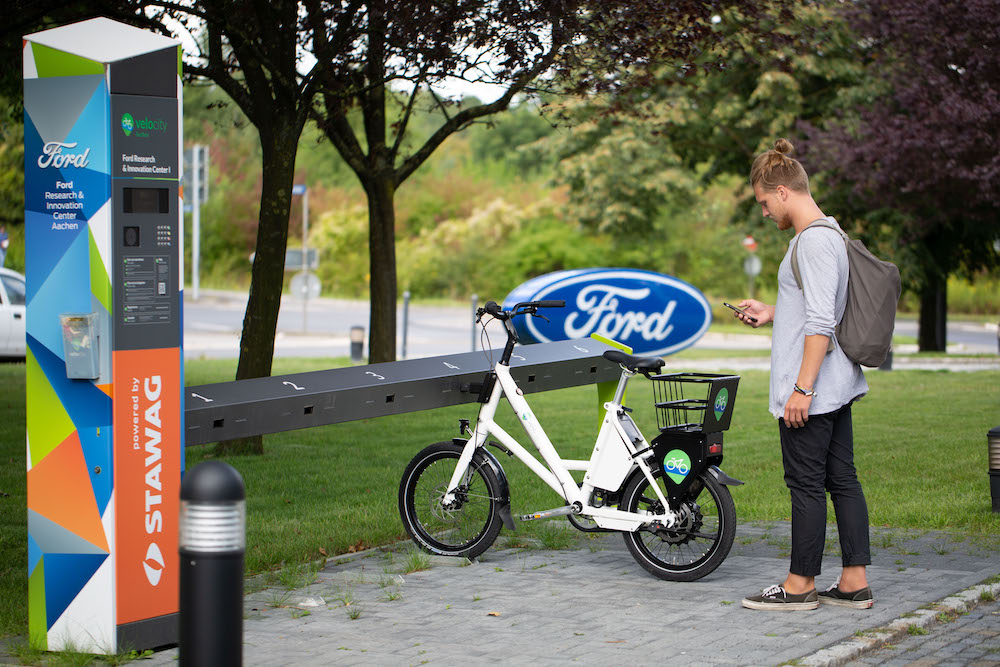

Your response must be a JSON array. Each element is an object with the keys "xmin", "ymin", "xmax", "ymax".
[
  {"xmin": 790, "ymin": 218, "xmax": 847, "ymax": 354},
  {"xmin": 790, "ymin": 218, "xmax": 848, "ymax": 289}
]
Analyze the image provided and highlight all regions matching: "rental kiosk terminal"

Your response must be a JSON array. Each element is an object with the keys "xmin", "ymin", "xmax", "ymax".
[{"xmin": 23, "ymin": 18, "xmax": 183, "ymax": 653}]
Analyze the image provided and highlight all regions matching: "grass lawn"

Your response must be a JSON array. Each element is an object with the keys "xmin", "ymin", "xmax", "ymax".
[{"xmin": 2, "ymin": 357, "xmax": 999, "ymax": 641}]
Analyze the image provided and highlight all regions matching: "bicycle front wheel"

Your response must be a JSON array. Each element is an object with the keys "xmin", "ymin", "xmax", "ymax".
[
  {"xmin": 621, "ymin": 468, "xmax": 736, "ymax": 581},
  {"xmin": 398, "ymin": 442, "xmax": 503, "ymax": 559}
]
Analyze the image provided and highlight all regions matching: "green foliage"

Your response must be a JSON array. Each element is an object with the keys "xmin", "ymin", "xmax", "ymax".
[
  {"xmin": 0, "ymin": 117, "xmax": 23, "ymax": 232},
  {"xmin": 1, "ymin": 221, "xmax": 24, "ymax": 274},
  {"xmin": 396, "ymin": 196, "xmax": 607, "ymax": 300},
  {"xmin": 900, "ymin": 273, "xmax": 1000, "ymax": 316},
  {"xmin": 310, "ymin": 205, "xmax": 369, "ymax": 297},
  {"xmin": 543, "ymin": 94, "xmax": 695, "ymax": 235},
  {"xmin": 465, "ymin": 99, "xmax": 556, "ymax": 177},
  {"xmin": 0, "ymin": 108, "xmax": 23, "ymax": 270}
]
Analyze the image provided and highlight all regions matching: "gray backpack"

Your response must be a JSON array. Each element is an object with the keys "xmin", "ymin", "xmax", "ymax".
[{"xmin": 791, "ymin": 219, "xmax": 901, "ymax": 367}]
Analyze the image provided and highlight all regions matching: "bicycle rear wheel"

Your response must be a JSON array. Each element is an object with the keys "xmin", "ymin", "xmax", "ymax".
[
  {"xmin": 398, "ymin": 442, "xmax": 503, "ymax": 559},
  {"xmin": 621, "ymin": 468, "xmax": 735, "ymax": 581}
]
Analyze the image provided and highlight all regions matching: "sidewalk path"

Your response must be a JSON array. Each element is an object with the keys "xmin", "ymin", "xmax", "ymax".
[
  {"xmin": 183, "ymin": 291, "xmax": 1000, "ymax": 364},
  {"xmin": 141, "ymin": 522, "xmax": 1000, "ymax": 666}
]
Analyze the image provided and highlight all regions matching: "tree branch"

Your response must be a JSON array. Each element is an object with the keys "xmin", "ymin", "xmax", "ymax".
[
  {"xmin": 396, "ymin": 45, "xmax": 561, "ymax": 185},
  {"xmin": 314, "ymin": 102, "xmax": 369, "ymax": 178},
  {"xmin": 389, "ymin": 64, "xmax": 430, "ymax": 162}
]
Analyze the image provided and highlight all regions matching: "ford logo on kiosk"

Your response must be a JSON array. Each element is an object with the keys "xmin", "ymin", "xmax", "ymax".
[{"xmin": 503, "ymin": 268, "xmax": 711, "ymax": 356}]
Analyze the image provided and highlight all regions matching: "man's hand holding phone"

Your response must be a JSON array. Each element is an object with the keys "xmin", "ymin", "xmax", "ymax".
[{"xmin": 726, "ymin": 300, "xmax": 773, "ymax": 328}]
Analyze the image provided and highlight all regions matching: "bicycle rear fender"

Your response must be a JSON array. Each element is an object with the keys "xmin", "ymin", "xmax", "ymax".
[
  {"xmin": 452, "ymin": 438, "xmax": 516, "ymax": 531},
  {"xmin": 708, "ymin": 465, "xmax": 744, "ymax": 486}
]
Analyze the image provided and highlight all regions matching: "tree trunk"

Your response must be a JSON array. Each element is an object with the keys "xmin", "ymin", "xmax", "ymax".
[
  {"xmin": 365, "ymin": 174, "xmax": 397, "ymax": 363},
  {"xmin": 917, "ymin": 274, "xmax": 947, "ymax": 352},
  {"xmin": 215, "ymin": 122, "xmax": 300, "ymax": 455}
]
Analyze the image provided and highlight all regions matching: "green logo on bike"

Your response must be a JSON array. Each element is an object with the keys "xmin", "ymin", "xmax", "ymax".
[
  {"xmin": 664, "ymin": 449, "xmax": 690, "ymax": 484},
  {"xmin": 714, "ymin": 388, "xmax": 729, "ymax": 420}
]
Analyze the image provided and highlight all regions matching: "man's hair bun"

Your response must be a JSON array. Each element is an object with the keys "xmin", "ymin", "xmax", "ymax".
[
  {"xmin": 750, "ymin": 138, "xmax": 809, "ymax": 192},
  {"xmin": 774, "ymin": 138, "xmax": 794, "ymax": 155}
]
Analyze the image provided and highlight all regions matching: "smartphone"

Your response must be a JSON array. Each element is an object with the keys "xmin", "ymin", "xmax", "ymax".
[{"xmin": 724, "ymin": 302, "xmax": 758, "ymax": 323}]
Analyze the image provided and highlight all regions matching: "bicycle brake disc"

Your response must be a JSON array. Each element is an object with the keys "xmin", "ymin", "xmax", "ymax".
[{"xmin": 654, "ymin": 503, "xmax": 703, "ymax": 545}]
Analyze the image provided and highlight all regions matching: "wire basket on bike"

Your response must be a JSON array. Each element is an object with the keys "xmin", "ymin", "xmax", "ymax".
[{"xmin": 651, "ymin": 372, "xmax": 740, "ymax": 433}]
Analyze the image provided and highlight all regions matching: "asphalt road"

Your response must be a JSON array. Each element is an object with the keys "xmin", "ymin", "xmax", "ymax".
[{"xmin": 183, "ymin": 290, "xmax": 999, "ymax": 360}]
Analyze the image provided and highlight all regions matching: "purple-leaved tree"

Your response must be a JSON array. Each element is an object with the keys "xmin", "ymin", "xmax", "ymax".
[{"xmin": 804, "ymin": 0, "xmax": 1000, "ymax": 351}]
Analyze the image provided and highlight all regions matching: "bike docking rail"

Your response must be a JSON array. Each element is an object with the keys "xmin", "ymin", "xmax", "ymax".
[{"xmin": 184, "ymin": 338, "xmax": 623, "ymax": 446}]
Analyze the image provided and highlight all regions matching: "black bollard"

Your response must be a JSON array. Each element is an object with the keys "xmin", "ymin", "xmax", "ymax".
[
  {"xmin": 179, "ymin": 461, "xmax": 246, "ymax": 667},
  {"xmin": 989, "ymin": 426, "xmax": 1000, "ymax": 513},
  {"xmin": 350, "ymin": 325, "xmax": 364, "ymax": 363}
]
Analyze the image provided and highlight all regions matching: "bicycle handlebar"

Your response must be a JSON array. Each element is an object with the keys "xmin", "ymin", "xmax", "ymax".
[
  {"xmin": 477, "ymin": 300, "xmax": 565, "ymax": 365},
  {"xmin": 480, "ymin": 300, "xmax": 565, "ymax": 321}
]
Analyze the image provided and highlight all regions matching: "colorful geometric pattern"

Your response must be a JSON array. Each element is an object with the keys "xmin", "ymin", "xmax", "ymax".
[{"xmin": 24, "ymin": 39, "xmax": 115, "ymax": 652}]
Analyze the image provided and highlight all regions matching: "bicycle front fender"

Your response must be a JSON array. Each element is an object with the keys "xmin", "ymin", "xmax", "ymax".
[{"xmin": 452, "ymin": 438, "xmax": 515, "ymax": 531}]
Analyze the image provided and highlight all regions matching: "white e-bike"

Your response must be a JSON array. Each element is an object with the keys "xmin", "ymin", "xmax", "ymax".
[{"xmin": 398, "ymin": 299, "xmax": 743, "ymax": 581}]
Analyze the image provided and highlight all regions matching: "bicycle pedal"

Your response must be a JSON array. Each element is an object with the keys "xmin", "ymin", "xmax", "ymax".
[{"xmin": 519, "ymin": 506, "xmax": 577, "ymax": 521}]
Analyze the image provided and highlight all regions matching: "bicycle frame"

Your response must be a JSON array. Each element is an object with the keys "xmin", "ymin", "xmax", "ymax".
[{"xmin": 441, "ymin": 361, "xmax": 678, "ymax": 532}]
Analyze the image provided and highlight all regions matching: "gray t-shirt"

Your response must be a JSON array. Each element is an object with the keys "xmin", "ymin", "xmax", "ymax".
[{"xmin": 769, "ymin": 217, "xmax": 868, "ymax": 418}]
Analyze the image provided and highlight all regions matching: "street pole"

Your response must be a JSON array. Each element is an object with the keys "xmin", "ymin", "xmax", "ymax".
[
  {"xmin": 192, "ymin": 145, "xmax": 200, "ymax": 301},
  {"xmin": 401, "ymin": 290, "xmax": 410, "ymax": 359},
  {"xmin": 471, "ymin": 294, "xmax": 478, "ymax": 351},
  {"xmin": 302, "ymin": 186, "xmax": 309, "ymax": 333}
]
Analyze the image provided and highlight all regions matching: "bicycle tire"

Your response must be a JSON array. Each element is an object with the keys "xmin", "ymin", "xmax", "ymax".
[
  {"xmin": 621, "ymin": 468, "xmax": 736, "ymax": 581},
  {"xmin": 398, "ymin": 442, "xmax": 503, "ymax": 559}
]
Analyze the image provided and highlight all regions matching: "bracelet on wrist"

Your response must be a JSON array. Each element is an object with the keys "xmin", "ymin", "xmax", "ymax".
[{"xmin": 793, "ymin": 383, "xmax": 816, "ymax": 397}]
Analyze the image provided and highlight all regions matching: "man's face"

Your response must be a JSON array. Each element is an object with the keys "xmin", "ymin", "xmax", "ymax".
[{"xmin": 754, "ymin": 185, "xmax": 792, "ymax": 231}]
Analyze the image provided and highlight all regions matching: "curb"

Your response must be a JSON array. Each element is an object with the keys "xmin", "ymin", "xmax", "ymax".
[{"xmin": 799, "ymin": 578, "xmax": 1000, "ymax": 666}]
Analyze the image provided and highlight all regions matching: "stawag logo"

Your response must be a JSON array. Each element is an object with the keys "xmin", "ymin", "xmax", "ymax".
[
  {"xmin": 140, "ymin": 375, "xmax": 165, "ymax": 586},
  {"xmin": 144, "ymin": 543, "xmax": 165, "ymax": 586},
  {"xmin": 503, "ymin": 269, "xmax": 712, "ymax": 356}
]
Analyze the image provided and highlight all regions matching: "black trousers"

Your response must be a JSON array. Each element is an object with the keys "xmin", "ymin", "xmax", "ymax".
[{"xmin": 779, "ymin": 404, "xmax": 871, "ymax": 577}]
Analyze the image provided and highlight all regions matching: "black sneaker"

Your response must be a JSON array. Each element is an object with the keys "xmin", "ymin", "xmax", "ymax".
[
  {"xmin": 742, "ymin": 584, "xmax": 819, "ymax": 611},
  {"xmin": 818, "ymin": 580, "xmax": 875, "ymax": 609}
]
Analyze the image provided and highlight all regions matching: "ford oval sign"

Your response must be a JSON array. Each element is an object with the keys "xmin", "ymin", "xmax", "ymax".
[{"xmin": 502, "ymin": 268, "xmax": 711, "ymax": 356}]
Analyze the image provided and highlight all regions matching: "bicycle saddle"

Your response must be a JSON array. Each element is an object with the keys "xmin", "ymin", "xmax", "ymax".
[{"xmin": 603, "ymin": 350, "xmax": 665, "ymax": 374}]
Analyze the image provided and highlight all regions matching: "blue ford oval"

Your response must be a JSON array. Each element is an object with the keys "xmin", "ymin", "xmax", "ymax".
[{"xmin": 502, "ymin": 268, "xmax": 711, "ymax": 356}]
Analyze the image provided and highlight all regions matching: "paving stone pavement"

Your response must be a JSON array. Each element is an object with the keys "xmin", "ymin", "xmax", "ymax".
[
  {"xmin": 852, "ymin": 598, "xmax": 1000, "ymax": 666},
  {"xmin": 127, "ymin": 521, "xmax": 1000, "ymax": 667}
]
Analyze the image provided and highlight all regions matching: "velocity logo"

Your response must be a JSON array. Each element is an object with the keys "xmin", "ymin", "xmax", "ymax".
[
  {"xmin": 664, "ymin": 449, "xmax": 690, "ymax": 485},
  {"xmin": 714, "ymin": 388, "xmax": 729, "ymax": 421},
  {"xmin": 121, "ymin": 113, "xmax": 168, "ymax": 137}
]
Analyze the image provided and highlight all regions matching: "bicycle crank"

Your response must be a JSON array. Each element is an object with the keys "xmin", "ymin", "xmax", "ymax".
[{"xmin": 519, "ymin": 502, "xmax": 582, "ymax": 522}]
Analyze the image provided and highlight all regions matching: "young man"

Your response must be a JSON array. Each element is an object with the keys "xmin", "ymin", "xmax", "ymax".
[{"xmin": 735, "ymin": 139, "xmax": 874, "ymax": 611}]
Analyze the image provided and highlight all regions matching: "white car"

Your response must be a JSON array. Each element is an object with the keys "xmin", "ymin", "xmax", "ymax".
[{"xmin": 0, "ymin": 268, "xmax": 26, "ymax": 360}]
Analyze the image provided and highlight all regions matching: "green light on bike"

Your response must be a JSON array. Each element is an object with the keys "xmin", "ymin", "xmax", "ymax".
[{"xmin": 664, "ymin": 449, "xmax": 690, "ymax": 484}]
